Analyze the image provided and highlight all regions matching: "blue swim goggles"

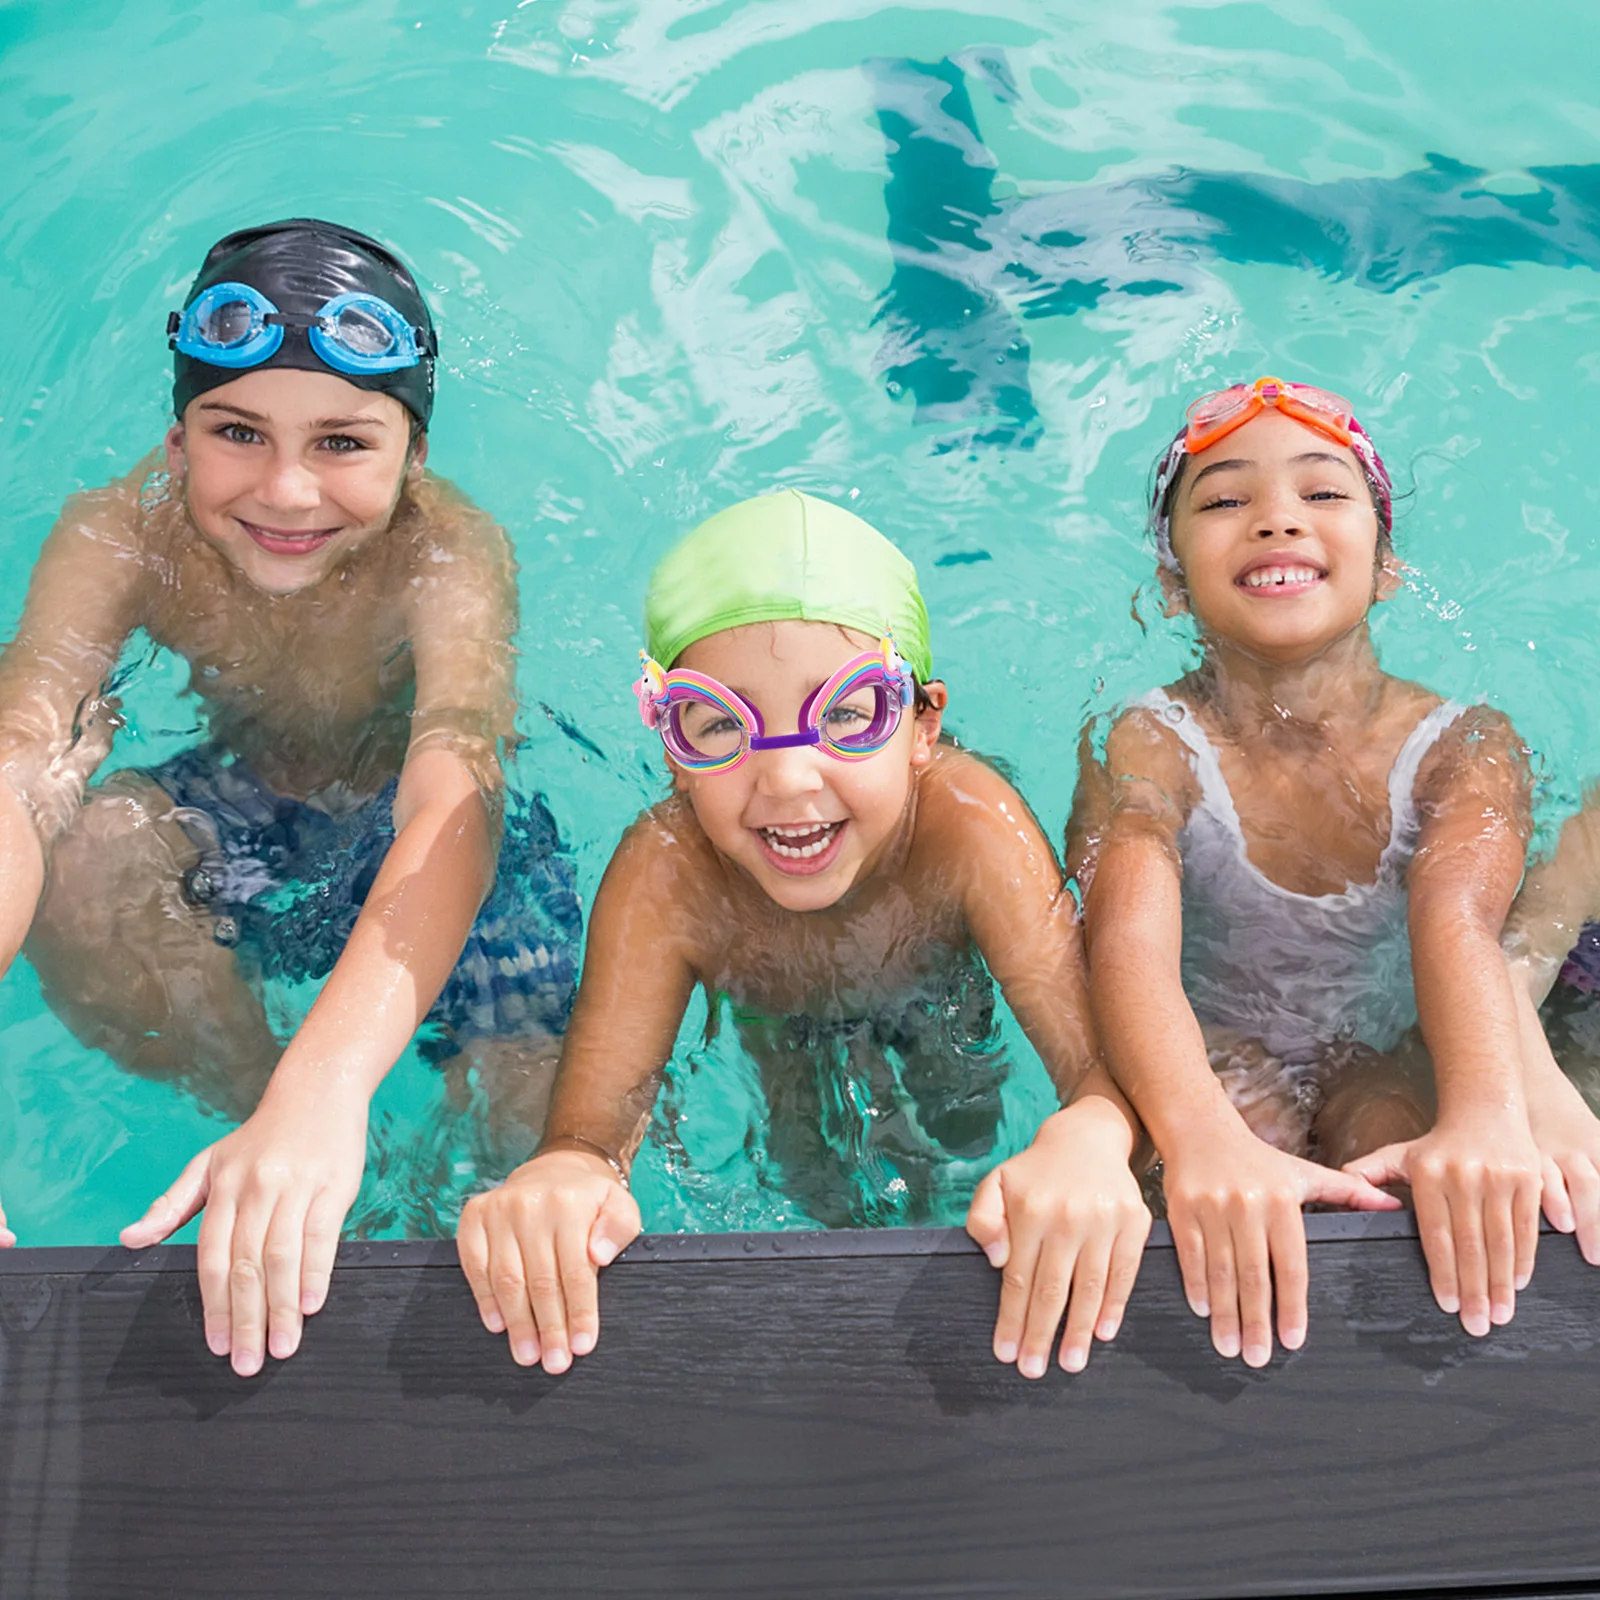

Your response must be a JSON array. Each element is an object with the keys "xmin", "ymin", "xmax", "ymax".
[{"xmin": 167, "ymin": 281, "xmax": 436, "ymax": 376}]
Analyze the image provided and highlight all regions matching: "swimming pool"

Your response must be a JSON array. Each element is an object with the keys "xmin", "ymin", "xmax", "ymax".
[{"xmin": 2, "ymin": 0, "xmax": 1598, "ymax": 1245}]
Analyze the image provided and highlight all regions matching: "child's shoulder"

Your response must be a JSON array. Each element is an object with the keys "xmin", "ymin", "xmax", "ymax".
[
  {"xmin": 912, "ymin": 745, "xmax": 1055, "ymax": 864},
  {"xmin": 1099, "ymin": 682, "xmax": 1207, "ymax": 790},
  {"xmin": 915, "ymin": 742, "xmax": 1023, "ymax": 812},
  {"xmin": 397, "ymin": 471, "xmax": 513, "ymax": 562},
  {"xmin": 1411, "ymin": 693, "xmax": 1530, "ymax": 806}
]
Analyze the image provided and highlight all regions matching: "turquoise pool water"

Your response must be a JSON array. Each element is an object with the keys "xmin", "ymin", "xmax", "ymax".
[{"xmin": 2, "ymin": 0, "xmax": 1599, "ymax": 1244}]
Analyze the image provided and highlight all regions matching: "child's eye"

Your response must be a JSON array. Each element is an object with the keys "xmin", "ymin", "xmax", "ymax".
[
  {"xmin": 1305, "ymin": 487, "xmax": 1351, "ymax": 502},
  {"xmin": 687, "ymin": 711, "xmax": 740, "ymax": 739},
  {"xmin": 215, "ymin": 422, "xmax": 261, "ymax": 446},
  {"xmin": 825, "ymin": 705, "xmax": 868, "ymax": 729},
  {"xmin": 1198, "ymin": 494, "xmax": 1244, "ymax": 511},
  {"xmin": 319, "ymin": 434, "xmax": 367, "ymax": 454}
]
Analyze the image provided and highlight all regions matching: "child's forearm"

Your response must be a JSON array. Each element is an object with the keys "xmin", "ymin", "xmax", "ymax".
[
  {"xmin": 1412, "ymin": 911, "xmax": 1526, "ymax": 1123},
  {"xmin": 1090, "ymin": 925, "xmax": 1240, "ymax": 1155},
  {"xmin": 261, "ymin": 780, "xmax": 495, "ymax": 1113},
  {"xmin": 1510, "ymin": 978, "xmax": 1589, "ymax": 1123},
  {"xmin": 0, "ymin": 774, "xmax": 45, "ymax": 982}
]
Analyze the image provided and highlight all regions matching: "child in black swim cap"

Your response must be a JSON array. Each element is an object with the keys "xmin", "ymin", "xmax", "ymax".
[{"xmin": 0, "ymin": 219, "xmax": 579, "ymax": 1378}]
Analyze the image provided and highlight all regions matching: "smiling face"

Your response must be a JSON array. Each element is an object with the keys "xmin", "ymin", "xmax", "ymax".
[
  {"xmin": 668, "ymin": 620, "xmax": 944, "ymax": 913},
  {"xmin": 1164, "ymin": 408, "xmax": 1398, "ymax": 663},
  {"xmin": 165, "ymin": 366, "xmax": 425, "ymax": 595}
]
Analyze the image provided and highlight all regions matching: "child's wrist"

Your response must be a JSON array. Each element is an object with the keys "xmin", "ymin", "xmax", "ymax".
[{"xmin": 537, "ymin": 1133, "xmax": 630, "ymax": 1189}]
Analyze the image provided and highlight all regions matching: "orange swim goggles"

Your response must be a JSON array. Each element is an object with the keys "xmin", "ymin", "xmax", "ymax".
[
  {"xmin": 1182, "ymin": 375, "xmax": 1355, "ymax": 454},
  {"xmin": 1150, "ymin": 374, "xmax": 1392, "ymax": 570}
]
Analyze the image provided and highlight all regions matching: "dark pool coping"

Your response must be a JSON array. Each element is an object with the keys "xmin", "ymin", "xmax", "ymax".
[
  {"xmin": 0, "ymin": 1206, "xmax": 1439, "ymax": 1274},
  {"xmin": 3, "ymin": 1205, "xmax": 1598, "ymax": 1598}
]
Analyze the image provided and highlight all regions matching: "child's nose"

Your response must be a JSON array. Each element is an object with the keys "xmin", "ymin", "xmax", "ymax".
[
  {"xmin": 752, "ymin": 743, "xmax": 827, "ymax": 799},
  {"xmin": 1253, "ymin": 486, "xmax": 1306, "ymax": 538},
  {"xmin": 257, "ymin": 450, "xmax": 322, "ymax": 512}
]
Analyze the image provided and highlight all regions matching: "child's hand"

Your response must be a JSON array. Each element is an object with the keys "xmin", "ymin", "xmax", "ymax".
[
  {"xmin": 966, "ymin": 1104, "xmax": 1151, "ymax": 1377},
  {"xmin": 1165, "ymin": 1132, "xmax": 1400, "ymax": 1367},
  {"xmin": 1525, "ymin": 1069, "xmax": 1600, "ymax": 1264},
  {"xmin": 1345, "ymin": 1112, "xmax": 1541, "ymax": 1335},
  {"xmin": 0, "ymin": 1194, "xmax": 14, "ymax": 1248},
  {"xmin": 119, "ymin": 1088, "xmax": 369, "ymax": 1376},
  {"xmin": 457, "ymin": 1148, "xmax": 641, "ymax": 1374}
]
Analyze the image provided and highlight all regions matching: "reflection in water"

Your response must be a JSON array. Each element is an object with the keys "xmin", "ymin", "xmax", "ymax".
[{"xmin": 872, "ymin": 56, "xmax": 1600, "ymax": 447}]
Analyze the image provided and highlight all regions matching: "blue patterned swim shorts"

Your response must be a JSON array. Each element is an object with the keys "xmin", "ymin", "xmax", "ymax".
[{"xmin": 146, "ymin": 746, "xmax": 581, "ymax": 1063}]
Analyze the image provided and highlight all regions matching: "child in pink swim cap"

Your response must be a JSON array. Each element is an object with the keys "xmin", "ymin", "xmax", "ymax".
[{"xmin": 1076, "ymin": 377, "xmax": 1548, "ymax": 1367}]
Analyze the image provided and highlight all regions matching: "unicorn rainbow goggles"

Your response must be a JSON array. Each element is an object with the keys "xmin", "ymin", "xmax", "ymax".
[
  {"xmin": 634, "ymin": 636, "xmax": 916, "ymax": 774},
  {"xmin": 168, "ymin": 281, "xmax": 436, "ymax": 376}
]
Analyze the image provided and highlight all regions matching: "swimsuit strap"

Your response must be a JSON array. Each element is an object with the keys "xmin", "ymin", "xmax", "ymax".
[
  {"xmin": 1380, "ymin": 699, "xmax": 1469, "ymax": 869},
  {"xmin": 1134, "ymin": 688, "xmax": 1246, "ymax": 840}
]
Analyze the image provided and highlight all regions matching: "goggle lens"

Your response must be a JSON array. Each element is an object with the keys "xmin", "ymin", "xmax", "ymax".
[
  {"xmin": 817, "ymin": 681, "xmax": 902, "ymax": 756},
  {"xmin": 330, "ymin": 302, "xmax": 397, "ymax": 358},
  {"xmin": 662, "ymin": 694, "xmax": 749, "ymax": 768},
  {"xmin": 198, "ymin": 297, "xmax": 260, "ymax": 348}
]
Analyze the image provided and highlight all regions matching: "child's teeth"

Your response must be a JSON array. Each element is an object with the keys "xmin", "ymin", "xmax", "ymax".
[
  {"xmin": 762, "ymin": 823, "xmax": 840, "ymax": 859},
  {"xmin": 1243, "ymin": 566, "xmax": 1320, "ymax": 588}
]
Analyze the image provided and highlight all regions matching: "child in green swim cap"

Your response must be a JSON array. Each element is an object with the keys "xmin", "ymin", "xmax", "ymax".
[{"xmin": 459, "ymin": 489, "xmax": 1151, "ymax": 1380}]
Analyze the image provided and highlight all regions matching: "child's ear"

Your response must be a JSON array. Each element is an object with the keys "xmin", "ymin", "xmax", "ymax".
[
  {"xmin": 163, "ymin": 422, "xmax": 187, "ymax": 476},
  {"xmin": 911, "ymin": 681, "xmax": 947, "ymax": 767},
  {"xmin": 407, "ymin": 429, "xmax": 429, "ymax": 478},
  {"xmin": 1373, "ymin": 550, "xmax": 1404, "ymax": 604},
  {"xmin": 1157, "ymin": 565, "xmax": 1190, "ymax": 617}
]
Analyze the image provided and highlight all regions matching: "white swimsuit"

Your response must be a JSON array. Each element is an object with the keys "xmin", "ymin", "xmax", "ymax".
[{"xmin": 1138, "ymin": 689, "xmax": 1467, "ymax": 1066}]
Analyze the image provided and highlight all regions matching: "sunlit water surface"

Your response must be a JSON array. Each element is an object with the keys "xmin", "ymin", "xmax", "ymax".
[{"xmin": 2, "ymin": 0, "xmax": 1598, "ymax": 1242}]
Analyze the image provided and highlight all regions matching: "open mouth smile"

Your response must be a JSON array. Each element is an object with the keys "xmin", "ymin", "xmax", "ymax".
[
  {"xmin": 1236, "ymin": 562, "xmax": 1325, "ymax": 594},
  {"xmin": 753, "ymin": 820, "xmax": 847, "ymax": 875}
]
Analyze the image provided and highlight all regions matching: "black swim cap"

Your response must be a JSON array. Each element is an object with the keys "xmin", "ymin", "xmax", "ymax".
[{"xmin": 171, "ymin": 218, "xmax": 436, "ymax": 427}]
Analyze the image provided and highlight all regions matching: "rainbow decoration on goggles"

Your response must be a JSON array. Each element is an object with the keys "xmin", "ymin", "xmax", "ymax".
[{"xmin": 634, "ymin": 633, "xmax": 914, "ymax": 774}]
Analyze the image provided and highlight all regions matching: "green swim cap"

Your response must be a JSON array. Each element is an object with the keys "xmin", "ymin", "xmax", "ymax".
[{"xmin": 644, "ymin": 490, "xmax": 933, "ymax": 681}]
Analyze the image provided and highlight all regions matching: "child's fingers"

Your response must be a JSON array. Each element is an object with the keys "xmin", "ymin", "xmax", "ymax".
[
  {"xmin": 1055, "ymin": 1238, "xmax": 1112, "ymax": 1375},
  {"xmin": 964, "ymin": 1169, "xmax": 1010, "ymax": 1268},
  {"xmin": 1204, "ymin": 1226, "xmax": 1243, "ymax": 1360},
  {"xmin": 1169, "ymin": 1210, "xmax": 1211, "ymax": 1319},
  {"xmin": 1338, "ymin": 1144, "xmax": 1409, "ymax": 1195},
  {"xmin": 1309, "ymin": 1157, "xmax": 1404, "ymax": 1212},
  {"xmin": 225, "ymin": 1195, "xmax": 275, "ymax": 1378},
  {"xmin": 486, "ymin": 1214, "xmax": 539, "ymax": 1366},
  {"xmin": 1450, "ymin": 1185, "xmax": 1493, "ymax": 1337},
  {"xmin": 1413, "ymin": 1176, "xmax": 1461, "ymax": 1320},
  {"xmin": 262, "ymin": 1198, "xmax": 310, "ymax": 1363},
  {"xmin": 299, "ymin": 1188, "xmax": 346, "ymax": 1318},
  {"xmin": 1511, "ymin": 1175, "xmax": 1540, "ymax": 1297},
  {"xmin": 1231, "ymin": 1219, "xmax": 1273, "ymax": 1368},
  {"xmin": 992, "ymin": 1227, "xmax": 1041, "ymax": 1369},
  {"xmin": 518, "ymin": 1231, "xmax": 570, "ymax": 1375},
  {"xmin": 457, "ymin": 1203, "xmax": 505, "ymax": 1333},
  {"xmin": 195, "ymin": 1194, "xmax": 238, "ymax": 1360},
  {"xmin": 1564, "ymin": 1157, "xmax": 1600, "ymax": 1266},
  {"xmin": 1017, "ymin": 1235, "xmax": 1078, "ymax": 1379},
  {"xmin": 590, "ymin": 1183, "xmax": 641, "ymax": 1268},
  {"xmin": 120, "ymin": 1149, "xmax": 212, "ymax": 1249},
  {"xmin": 556, "ymin": 1218, "xmax": 601, "ymax": 1359},
  {"xmin": 1541, "ymin": 1155, "xmax": 1576, "ymax": 1234},
  {"xmin": 1094, "ymin": 1214, "xmax": 1149, "ymax": 1344},
  {"xmin": 1266, "ymin": 1204, "xmax": 1308, "ymax": 1354},
  {"xmin": 1482, "ymin": 1192, "xmax": 1517, "ymax": 1327}
]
